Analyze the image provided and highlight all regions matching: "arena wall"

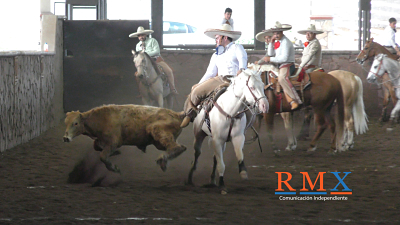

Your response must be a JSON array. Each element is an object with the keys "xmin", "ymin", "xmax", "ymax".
[{"xmin": 0, "ymin": 18, "xmax": 64, "ymax": 152}]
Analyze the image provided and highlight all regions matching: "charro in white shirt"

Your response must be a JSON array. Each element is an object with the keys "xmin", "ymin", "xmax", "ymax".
[
  {"xmin": 267, "ymin": 35, "xmax": 295, "ymax": 66},
  {"xmin": 382, "ymin": 25, "xmax": 398, "ymax": 49},
  {"xmin": 199, "ymin": 42, "xmax": 247, "ymax": 83}
]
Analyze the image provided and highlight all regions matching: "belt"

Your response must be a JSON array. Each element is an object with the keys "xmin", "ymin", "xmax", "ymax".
[{"xmin": 305, "ymin": 65, "xmax": 316, "ymax": 69}]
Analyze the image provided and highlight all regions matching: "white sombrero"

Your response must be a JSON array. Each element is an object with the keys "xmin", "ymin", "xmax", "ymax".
[
  {"xmin": 204, "ymin": 24, "xmax": 241, "ymax": 41},
  {"xmin": 129, "ymin": 26, "xmax": 154, "ymax": 38},
  {"xmin": 255, "ymin": 30, "xmax": 274, "ymax": 42},
  {"xmin": 298, "ymin": 24, "xmax": 324, "ymax": 35},
  {"xmin": 264, "ymin": 21, "xmax": 292, "ymax": 33}
]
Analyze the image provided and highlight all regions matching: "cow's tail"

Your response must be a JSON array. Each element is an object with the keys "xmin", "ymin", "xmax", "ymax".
[
  {"xmin": 353, "ymin": 75, "xmax": 369, "ymax": 135},
  {"xmin": 335, "ymin": 84, "xmax": 345, "ymax": 151}
]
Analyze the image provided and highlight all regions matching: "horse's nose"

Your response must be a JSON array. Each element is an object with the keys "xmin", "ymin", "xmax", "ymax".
[
  {"xmin": 63, "ymin": 136, "xmax": 70, "ymax": 142},
  {"xmin": 259, "ymin": 99, "xmax": 269, "ymax": 113},
  {"xmin": 137, "ymin": 73, "xmax": 144, "ymax": 79}
]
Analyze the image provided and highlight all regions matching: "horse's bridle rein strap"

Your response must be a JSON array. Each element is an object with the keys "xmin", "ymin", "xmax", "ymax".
[
  {"xmin": 213, "ymin": 100, "xmax": 245, "ymax": 142},
  {"xmin": 136, "ymin": 63, "xmax": 162, "ymax": 87}
]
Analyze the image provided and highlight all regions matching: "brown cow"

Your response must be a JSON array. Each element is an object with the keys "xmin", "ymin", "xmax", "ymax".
[{"xmin": 63, "ymin": 104, "xmax": 187, "ymax": 173}]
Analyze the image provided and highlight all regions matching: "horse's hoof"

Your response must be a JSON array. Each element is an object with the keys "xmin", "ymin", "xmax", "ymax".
[
  {"xmin": 307, "ymin": 146, "xmax": 317, "ymax": 152},
  {"xmin": 202, "ymin": 183, "xmax": 217, "ymax": 188},
  {"xmin": 156, "ymin": 156, "xmax": 168, "ymax": 172},
  {"xmin": 273, "ymin": 149, "xmax": 281, "ymax": 155},
  {"xmin": 285, "ymin": 145, "xmax": 296, "ymax": 151},
  {"xmin": 328, "ymin": 149, "xmax": 337, "ymax": 155},
  {"xmin": 240, "ymin": 171, "xmax": 248, "ymax": 180},
  {"xmin": 387, "ymin": 127, "xmax": 394, "ymax": 132},
  {"xmin": 220, "ymin": 187, "xmax": 228, "ymax": 195}
]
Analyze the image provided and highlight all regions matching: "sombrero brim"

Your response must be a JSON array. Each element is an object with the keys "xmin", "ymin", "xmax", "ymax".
[
  {"xmin": 264, "ymin": 24, "xmax": 292, "ymax": 33},
  {"xmin": 298, "ymin": 30, "xmax": 324, "ymax": 35},
  {"xmin": 255, "ymin": 31, "xmax": 274, "ymax": 42},
  {"xmin": 204, "ymin": 29, "xmax": 241, "ymax": 41},
  {"xmin": 129, "ymin": 30, "xmax": 154, "ymax": 38}
]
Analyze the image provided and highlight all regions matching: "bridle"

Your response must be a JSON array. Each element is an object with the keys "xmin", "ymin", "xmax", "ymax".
[
  {"xmin": 368, "ymin": 55, "xmax": 384, "ymax": 78},
  {"xmin": 232, "ymin": 75, "xmax": 267, "ymax": 113},
  {"xmin": 358, "ymin": 41, "xmax": 373, "ymax": 64},
  {"xmin": 134, "ymin": 54, "xmax": 161, "ymax": 87}
]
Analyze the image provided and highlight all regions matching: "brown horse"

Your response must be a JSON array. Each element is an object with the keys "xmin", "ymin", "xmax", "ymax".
[
  {"xmin": 262, "ymin": 71, "xmax": 345, "ymax": 153},
  {"xmin": 356, "ymin": 38, "xmax": 399, "ymax": 122}
]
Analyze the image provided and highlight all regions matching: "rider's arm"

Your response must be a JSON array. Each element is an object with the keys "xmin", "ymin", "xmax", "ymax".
[
  {"xmin": 235, "ymin": 44, "xmax": 247, "ymax": 70},
  {"xmin": 267, "ymin": 42, "xmax": 276, "ymax": 57},
  {"xmin": 145, "ymin": 38, "xmax": 161, "ymax": 57},
  {"xmin": 199, "ymin": 54, "xmax": 218, "ymax": 83}
]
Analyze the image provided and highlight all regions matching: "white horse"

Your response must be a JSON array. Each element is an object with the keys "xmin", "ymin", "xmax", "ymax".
[
  {"xmin": 132, "ymin": 50, "xmax": 174, "ymax": 109},
  {"xmin": 187, "ymin": 70, "xmax": 269, "ymax": 194},
  {"xmin": 367, "ymin": 53, "xmax": 400, "ymax": 130}
]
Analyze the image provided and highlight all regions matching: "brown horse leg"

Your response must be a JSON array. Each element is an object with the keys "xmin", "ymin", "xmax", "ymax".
[
  {"xmin": 307, "ymin": 110, "xmax": 329, "ymax": 152},
  {"xmin": 380, "ymin": 84, "xmax": 391, "ymax": 122},
  {"xmin": 298, "ymin": 107, "xmax": 313, "ymax": 140},
  {"xmin": 264, "ymin": 113, "xmax": 280, "ymax": 153}
]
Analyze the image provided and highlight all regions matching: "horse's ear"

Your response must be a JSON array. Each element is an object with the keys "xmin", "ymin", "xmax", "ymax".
[
  {"xmin": 370, "ymin": 37, "xmax": 374, "ymax": 42},
  {"xmin": 131, "ymin": 50, "xmax": 136, "ymax": 55}
]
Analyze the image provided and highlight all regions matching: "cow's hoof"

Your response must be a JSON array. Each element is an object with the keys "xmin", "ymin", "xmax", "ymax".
[
  {"xmin": 156, "ymin": 156, "xmax": 168, "ymax": 172},
  {"xmin": 110, "ymin": 150, "xmax": 121, "ymax": 157},
  {"xmin": 113, "ymin": 165, "xmax": 121, "ymax": 174}
]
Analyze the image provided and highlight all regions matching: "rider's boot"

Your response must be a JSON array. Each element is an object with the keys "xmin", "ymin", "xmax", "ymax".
[
  {"xmin": 285, "ymin": 93, "xmax": 300, "ymax": 110},
  {"xmin": 180, "ymin": 97, "xmax": 197, "ymax": 128},
  {"xmin": 165, "ymin": 70, "xmax": 179, "ymax": 94}
]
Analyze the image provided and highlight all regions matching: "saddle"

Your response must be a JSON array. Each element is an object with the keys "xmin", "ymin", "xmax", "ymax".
[{"xmin": 265, "ymin": 66, "xmax": 324, "ymax": 92}]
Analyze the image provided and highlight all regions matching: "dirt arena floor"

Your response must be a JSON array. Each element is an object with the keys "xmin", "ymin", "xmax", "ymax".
[{"xmin": 1, "ymin": 112, "xmax": 399, "ymax": 224}]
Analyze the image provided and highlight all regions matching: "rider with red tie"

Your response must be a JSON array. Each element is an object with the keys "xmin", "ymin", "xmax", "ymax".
[
  {"xmin": 294, "ymin": 24, "xmax": 323, "ymax": 75},
  {"xmin": 262, "ymin": 21, "xmax": 301, "ymax": 110}
]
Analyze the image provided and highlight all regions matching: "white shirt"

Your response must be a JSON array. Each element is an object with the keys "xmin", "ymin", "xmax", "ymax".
[
  {"xmin": 221, "ymin": 18, "xmax": 234, "ymax": 30},
  {"xmin": 268, "ymin": 35, "xmax": 295, "ymax": 65},
  {"xmin": 199, "ymin": 42, "xmax": 247, "ymax": 83},
  {"xmin": 135, "ymin": 37, "xmax": 160, "ymax": 57},
  {"xmin": 382, "ymin": 25, "xmax": 398, "ymax": 49}
]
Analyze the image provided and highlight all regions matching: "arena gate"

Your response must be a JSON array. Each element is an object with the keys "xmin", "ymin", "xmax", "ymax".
[{"xmin": 63, "ymin": 20, "xmax": 148, "ymax": 112}]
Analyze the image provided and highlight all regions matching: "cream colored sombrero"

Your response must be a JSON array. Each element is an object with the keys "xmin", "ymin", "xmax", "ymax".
[
  {"xmin": 298, "ymin": 24, "xmax": 324, "ymax": 35},
  {"xmin": 264, "ymin": 21, "xmax": 292, "ymax": 33},
  {"xmin": 129, "ymin": 26, "xmax": 154, "ymax": 38},
  {"xmin": 255, "ymin": 30, "xmax": 274, "ymax": 42},
  {"xmin": 204, "ymin": 24, "xmax": 241, "ymax": 41}
]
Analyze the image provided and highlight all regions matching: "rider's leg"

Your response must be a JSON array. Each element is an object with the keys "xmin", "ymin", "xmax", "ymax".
[
  {"xmin": 158, "ymin": 61, "xmax": 178, "ymax": 94},
  {"xmin": 278, "ymin": 67, "xmax": 302, "ymax": 110},
  {"xmin": 180, "ymin": 77, "xmax": 225, "ymax": 128}
]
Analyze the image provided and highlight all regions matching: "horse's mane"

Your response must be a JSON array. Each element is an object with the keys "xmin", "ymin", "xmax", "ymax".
[
  {"xmin": 228, "ymin": 70, "xmax": 263, "ymax": 91},
  {"xmin": 369, "ymin": 39, "xmax": 396, "ymax": 57},
  {"xmin": 136, "ymin": 51, "xmax": 162, "ymax": 75}
]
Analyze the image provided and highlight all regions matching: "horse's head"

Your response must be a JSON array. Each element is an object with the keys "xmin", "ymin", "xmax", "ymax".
[
  {"xmin": 132, "ymin": 49, "xmax": 147, "ymax": 79},
  {"xmin": 63, "ymin": 111, "xmax": 85, "ymax": 142},
  {"xmin": 356, "ymin": 38, "xmax": 375, "ymax": 64},
  {"xmin": 234, "ymin": 70, "xmax": 269, "ymax": 113},
  {"xmin": 367, "ymin": 53, "xmax": 386, "ymax": 83}
]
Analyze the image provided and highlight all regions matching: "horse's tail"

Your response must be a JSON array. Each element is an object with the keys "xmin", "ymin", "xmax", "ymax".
[
  {"xmin": 353, "ymin": 76, "xmax": 369, "ymax": 135},
  {"xmin": 335, "ymin": 83, "xmax": 345, "ymax": 150}
]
